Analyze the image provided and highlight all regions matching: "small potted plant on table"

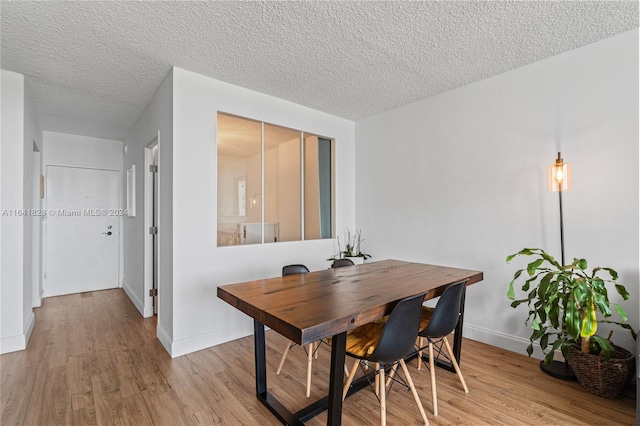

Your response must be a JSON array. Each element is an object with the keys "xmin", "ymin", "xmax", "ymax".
[
  {"xmin": 506, "ymin": 248, "xmax": 637, "ymax": 398},
  {"xmin": 328, "ymin": 228, "xmax": 371, "ymax": 265}
]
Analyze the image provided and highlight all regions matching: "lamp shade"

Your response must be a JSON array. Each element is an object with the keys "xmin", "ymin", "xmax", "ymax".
[{"xmin": 547, "ymin": 152, "xmax": 571, "ymax": 192}]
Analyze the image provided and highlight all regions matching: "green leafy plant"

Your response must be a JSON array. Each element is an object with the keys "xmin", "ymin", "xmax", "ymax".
[
  {"xmin": 328, "ymin": 228, "xmax": 371, "ymax": 260},
  {"xmin": 506, "ymin": 248, "xmax": 636, "ymax": 365}
]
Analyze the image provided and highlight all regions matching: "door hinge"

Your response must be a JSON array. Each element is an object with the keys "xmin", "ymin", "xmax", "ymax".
[
  {"xmin": 149, "ymin": 288, "xmax": 158, "ymax": 297},
  {"xmin": 149, "ymin": 226, "xmax": 158, "ymax": 235},
  {"xmin": 149, "ymin": 165, "xmax": 158, "ymax": 173}
]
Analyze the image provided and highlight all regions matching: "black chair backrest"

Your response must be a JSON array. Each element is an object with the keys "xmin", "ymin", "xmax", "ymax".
[
  {"xmin": 368, "ymin": 292, "xmax": 426, "ymax": 365},
  {"xmin": 419, "ymin": 280, "xmax": 467, "ymax": 339},
  {"xmin": 331, "ymin": 258, "xmax": 354, "ymax": 268},
  {"xmin": 282, "ymin": 264, "xmax": 309, "ymax": 276}
]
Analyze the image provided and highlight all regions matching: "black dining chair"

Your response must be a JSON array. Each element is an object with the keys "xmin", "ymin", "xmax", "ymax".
[
  {"xmin": 415, "ymin": 280, "xmax": 469, "ymax": 416},
  {"xmin": 275, "ymin": 264, "xmax": 319, "ymax": 398},
  {"xmin": 282, "ymin": 264, "xmax": 310, "ymax": 276},
  {"xmin": 331, "ymin": 258, "xmax": 355, "ymax": 268},
  {"xmin": 342, "ymin": 292, "xmax": 429, "ymax": 426}
]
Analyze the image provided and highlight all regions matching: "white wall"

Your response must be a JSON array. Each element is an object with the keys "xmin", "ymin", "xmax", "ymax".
[
  {"xmin": 169, "ymin": 67, "xmax": 355, "ymax": 356},
  {"xmin": 23, "ymin": 80, "xmax": 40, "ymax": 318},
  {"xmin": 43, "ymin": 132, "xmax": 123, "ymax": 170},
  {"xmin": 356, "ymin": 29, "xmax": 639, "ymax": 357},
  {"xmin": 122, "ymin": 69, "xmax": 173, "ymax": 349},
  {"xmin": 0, "ymin": 70, "xmax": 40, "ymax": 354}
]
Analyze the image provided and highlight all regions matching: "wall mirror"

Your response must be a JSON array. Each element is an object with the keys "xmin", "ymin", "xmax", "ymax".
[{"xmin": 216, "ymin": 112, "xmax": 334, "ymax": 247}]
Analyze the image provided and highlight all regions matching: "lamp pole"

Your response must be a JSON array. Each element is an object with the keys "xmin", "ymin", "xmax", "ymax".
[
  {"xmin": 558, "ymin": 186, "xmax": 565, "ymax": 266},
  {"xmin": 541, "ymin": 151, "xmax": 575, "ymax": 380}
]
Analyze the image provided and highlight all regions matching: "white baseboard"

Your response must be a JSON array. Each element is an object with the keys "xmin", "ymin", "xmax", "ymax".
[
  {"xmin": 0, "ymin": 311, "xmax": 35, "ymax": 354},
  {"xmin": 462, "ymin": 323, "xmax": 551, "ymax": 361},
  {"xmin": 0, "ymin": 334, "xmax": 26, "ymax": 354},
  {"xmin": 156, "ymin": 323, "xmax": 173, "ymax": 356},
  {"xmin": 25, "ymin": 311, "xmax": 35, "ymax": 346},
  {"xmin": 122, "ymin": 280, "xmax": 145, "ymax": 317},
  {"xmin": 32, "ymin": 296, "xmax": 42, "ymax": 308},
  {"xmin": 153, "ymin": 320, "xmax": 567, "ymax": 362},
  {"xmin": 143, "ymin": 302, "xmax": 153, "ymax": 318},
  {"xmin": 167, "ymin": 321, "xmax": 255, "ymax": 358}
]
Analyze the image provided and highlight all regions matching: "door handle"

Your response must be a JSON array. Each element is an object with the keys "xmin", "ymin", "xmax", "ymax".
[{"xmin": 102, "ymin": 231, "xmax": 112, "ymax": 236}]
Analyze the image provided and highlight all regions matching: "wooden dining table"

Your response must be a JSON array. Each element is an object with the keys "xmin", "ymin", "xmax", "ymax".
[{"xmin": 217, "ymin": 259, "xmax": 483, "ymax": 425}]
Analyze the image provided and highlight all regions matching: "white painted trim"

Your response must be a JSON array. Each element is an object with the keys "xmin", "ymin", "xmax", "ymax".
[
  {"xmin": 118, "ymin": 195, "xmax": 124, "ymax": 290},
  {"xmin": 168, "ymin": 322, "xmax": 255, "ymax": 358},
  {"xmin": 143, "ymin": 135, "xmax": 159, "ymax": 319},
  {"xmin": 42, "ymin": 161, "xmax": 121, "ymax": 173},
  {"xmin": 0, "ymin": 335, "xmax": 26, "ymax": 354},
  {"xmin": 143, "ymin": 144, "xmax": 153, "ymax": 317},
  {"xmin": 0, "ymin": 311, "xmax": 35, "ymax": 354},
  {"xmin": 156, "ymin": 322, "xmax": 173, "ymax": 356},
  {"xmin": 462, "ymin": 323, "xmax": 553, "ymax": 361},
  {"xmin": 122, "ymin": 279, "xmax": 144, "ymax": 316},
  {"xmin": 156, "ymin": 315, "xmax": 562, "ymax": 361},
  {"xmin": 24, "ymin": 311, "xmax": 35, "ymax": 348}
]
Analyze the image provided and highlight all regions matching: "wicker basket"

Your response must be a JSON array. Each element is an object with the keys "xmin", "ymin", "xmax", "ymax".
[{"xmin": 567, "ymin": 344, "xmax": 635, "ymax": 399}]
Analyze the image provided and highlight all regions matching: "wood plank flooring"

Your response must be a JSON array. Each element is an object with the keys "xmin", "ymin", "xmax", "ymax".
[{"xmin": 1, "ymin": 289, "xmax": 635, "ymax": 425}]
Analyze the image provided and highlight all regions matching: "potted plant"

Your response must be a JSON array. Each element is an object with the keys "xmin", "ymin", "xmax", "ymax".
[
  {"xmin": 328, "ymin": 228, "xmax": 371, "ymax": 265},
  {"xmin": 506, "ymin": 248, "xmax": 637, "ymax": 397}
]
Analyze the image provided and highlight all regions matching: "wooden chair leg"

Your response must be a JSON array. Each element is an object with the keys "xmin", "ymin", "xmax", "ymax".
[
  {"xmin": 306, "ymin": 343, "xmax": 313, "ymax": 398},
  {"xmin": 417, "ymin": 336, "xmax": 424, "ymax": 370},
  {"xmin": 385, "ymin": 363, "xmax": 398, "ymax": 388},
  {"xmin": 399, "ymin": 359, "xmax": 429, "ymax": 425},
  {"xmin": 276, "ymin": 340, "xmax": 292, "ymax": 375},
  {"xmin": 343, "ymin": 360, "xmax": 360, "ymax": 400},
  {"xmin": 443, "ymin": 337, "xmax": 469, "ymax": 393},
  {"xmin": 428, "ymin": 341, "xmax": 437, "ymax": 416},
  {"xmin": 374, "ymin": 362, "xmax": 380, "ymax": 396},
  {"xmin": 379, "ymin": 364, "xmax": 386, "ymax": 426}
]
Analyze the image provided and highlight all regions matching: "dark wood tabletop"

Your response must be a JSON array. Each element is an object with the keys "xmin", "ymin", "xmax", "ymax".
[{"xmin": 217, "ymin": 259, "xmax": 483, "ymax": 347}]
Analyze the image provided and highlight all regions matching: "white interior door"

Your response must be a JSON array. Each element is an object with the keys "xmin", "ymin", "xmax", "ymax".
[{"xmin": 44, "ymin": 165, "xmax": 120, "ymax": 297}]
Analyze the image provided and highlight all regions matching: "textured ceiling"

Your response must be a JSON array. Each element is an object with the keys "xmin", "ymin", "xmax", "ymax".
[{"xmin": 1, "ymin": 1, "xmax": 638, "ymax": 141}]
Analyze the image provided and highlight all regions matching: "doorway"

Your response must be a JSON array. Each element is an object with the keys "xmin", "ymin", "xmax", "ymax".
[
  {"xmin": 43, "ymin": 165, "xmax": 120, "ymax": 297},
  {"xmin": 144, "ymin": 137, "xmax": 159, "ymax": 318}
]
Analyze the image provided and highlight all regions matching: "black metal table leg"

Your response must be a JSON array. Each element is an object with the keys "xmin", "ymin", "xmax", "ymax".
[
  {"xmin": 254, "ymin": 320, "xmax": 267, "ymax": 396},
  {"xmin": 327, "ymin": 332, "xmax": 346, "ymax": 425},
  {"xmin": 254, "ymin": 320, "xmax": 304, "ymax": 425},
  {"xmin": 452, "ymin": 285, "xmax": 466, "ymax": 364},
  {"xmin": 254, "ymin": 321, "xmax": 346, "ymax": 425}
]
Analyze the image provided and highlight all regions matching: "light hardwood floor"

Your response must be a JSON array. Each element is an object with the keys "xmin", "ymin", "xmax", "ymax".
[{"xmin": 1, "ymin": 289, "xmax": 635, "ymax": 425}]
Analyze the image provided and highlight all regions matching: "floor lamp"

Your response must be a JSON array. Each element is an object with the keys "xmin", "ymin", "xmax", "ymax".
[
  {"xmin": 541, "ymin": 152, "xmax": 576, "ymax": 379},
  {"xmin": 548, "ymin": 152, "xmax": 571, "ymax": 264}
]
